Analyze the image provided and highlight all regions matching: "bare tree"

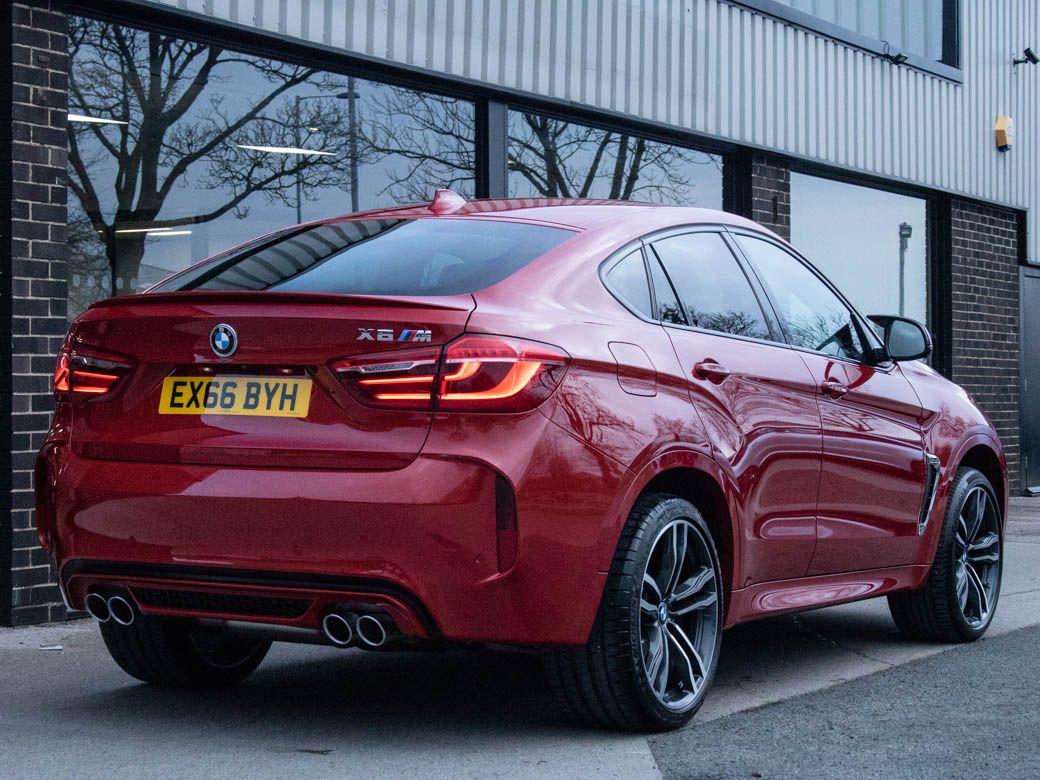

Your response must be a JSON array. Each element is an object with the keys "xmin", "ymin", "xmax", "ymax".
[
  {"xmin": 67, "ymin": 17, "xmax": 358, "ymax": 295},
  {"xmin": 362, "ymin": 89, "xmax": 476, "ymax": 202},
  {"xmin": 362, "ymin": 90, "xmax": 719, "ymax": 205},
  {"xmin": 509, "ymin": 113, "xmax": 716, "ymax": 202}
]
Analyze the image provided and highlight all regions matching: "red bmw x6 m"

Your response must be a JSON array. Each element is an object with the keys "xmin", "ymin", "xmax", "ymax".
[{"xmin": 36, "ymin": 192, "xmax": 1005, "ymax": 731}]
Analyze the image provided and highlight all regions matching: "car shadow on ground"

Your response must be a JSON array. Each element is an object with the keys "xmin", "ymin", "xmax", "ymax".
[{"xmin": 63, "ymin": 603, "xmax": 905, "ymax": 740}]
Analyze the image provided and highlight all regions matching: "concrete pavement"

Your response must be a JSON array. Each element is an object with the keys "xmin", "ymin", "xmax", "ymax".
[{"xmin": 1, "ymin": 499, "xmax": 1037, "ymax": 778}]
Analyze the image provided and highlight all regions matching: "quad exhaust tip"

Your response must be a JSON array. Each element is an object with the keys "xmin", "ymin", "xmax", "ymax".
[
  {"xmin": 84, "ymin": 592, "xmax": 110, "ymax": 624},
  {"xmin": 108, "ymin": 595, "xmax": 136, "ymax": 626},
  {"xmin": 355, "ymin": 613, "xmax": 393, "ymax": 648},
  {"xmin": 321, "ymin": 612, "xmax": 356, "ymax": 647},
  {"xmin": 85, "ymin": 592, "xmax": 136, "ymax": 626},
  {"xmin": 320, "ymin": 609, "xmax": 397, "ymax": 648}
]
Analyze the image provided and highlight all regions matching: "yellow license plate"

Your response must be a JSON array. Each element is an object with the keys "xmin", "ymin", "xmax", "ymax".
[{"xmin": 158, "ymin": 376, "xmax": 312, "ymax": 418}]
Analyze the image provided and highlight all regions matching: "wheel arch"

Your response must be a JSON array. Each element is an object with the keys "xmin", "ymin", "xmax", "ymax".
[
  {"xmin": 603, "ymin": 452, "xmax": 740, "ymax": 618},
  {"xmin": 958, "ymin": 443, "xmax": 1007, "ymax": 523},
  {"xmin": 640, "ymin": 468, "xmax": 736, "ymax": 605}
]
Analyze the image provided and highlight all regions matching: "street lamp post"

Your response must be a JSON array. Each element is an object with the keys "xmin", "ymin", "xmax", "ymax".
[
  {"xmin": 347, "ymin": 76, "xmax": 359, "ymax": 213},
  {"xmin": 293, "ymin": 88, "xmax": 360, "ymax": 223},
  {"xmin": 898, "ymin": 222, "xmax": 912, "ymax": 316}
]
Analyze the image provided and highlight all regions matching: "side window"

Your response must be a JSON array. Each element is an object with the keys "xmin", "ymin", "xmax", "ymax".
[
  {"xmin": 735, "ymin": 235, "xmax": 867, "ymax": 362},
  {"xmin": 603, "ymin": 250, "xmax": 653, "ymax": 318},
  {"xmin": 647, "ymin": 254, "xmax": 686, "ymax": 325},
  {"xmin": 651, "ymin": 232, "xmax": 771, "ymax": 341}
]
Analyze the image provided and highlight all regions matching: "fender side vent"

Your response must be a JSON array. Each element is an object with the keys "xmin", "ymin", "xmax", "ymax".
[{"xmin": 918, "ymin": 454, "xmax": 942, "ymax": 535}]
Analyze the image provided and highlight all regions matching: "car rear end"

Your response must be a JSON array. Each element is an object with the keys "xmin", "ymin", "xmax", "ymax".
[{"xmin": 35, "ymin": 211, "xmax": 622, "ymax": 647}]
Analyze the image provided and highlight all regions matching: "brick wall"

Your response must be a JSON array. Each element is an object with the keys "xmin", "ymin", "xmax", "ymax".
[
  {"xmin": 749, "ymin": 153, "xmax": 791, "ymax": 240},
  {"xmin": 949, "ymin": 199, "xmax": 1021, "ymax": 487},
  {"xmin": 1, "ymin": 0, "xmax": 69, "ymax": 626}
]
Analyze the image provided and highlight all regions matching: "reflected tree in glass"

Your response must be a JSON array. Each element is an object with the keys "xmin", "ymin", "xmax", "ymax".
[
  {"xmin": 509, "ymin": 113, "xmax": 722, "ymax": 203},
  {"xmin": 67, "ymin": 18, "xmax": 359, "ymax": 295},
  {"xmin": 360, "ymin": 88, "xmax": 476, "ymax": 202}
]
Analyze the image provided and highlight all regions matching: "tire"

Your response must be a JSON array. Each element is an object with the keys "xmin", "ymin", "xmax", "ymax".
[
  {"xmin": 100, "ymin": 614, "xmax": 270, "ymax": 687},
  {"xmin": 888, "ymin": 467, "xmax": 1003, "ymax": 643},
  {"xmin": 543, "ymin": 493, "xmax": 723, "ymax": 731}
]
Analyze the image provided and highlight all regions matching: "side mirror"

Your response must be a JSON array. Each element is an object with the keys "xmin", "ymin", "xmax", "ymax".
[{"xmin": 868, "ymin": 315, "xmax": 932, "ymax": 362}]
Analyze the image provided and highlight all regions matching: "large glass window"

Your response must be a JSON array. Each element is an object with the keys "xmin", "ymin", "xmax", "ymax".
[
  {"xmin": 67, "ymin": 16, "xmax": 476, "ymax": 317},
  {"xmin": 651, "ymin": 233, "xmax": 770, "ymax": 341},
  {"xmin": 507, "ymin": 112, "xmax": 723, "ymax": 207},
  {"xmin": 736, "ymin": 235, "xmax": 868, "ymax": 362},
  {"xmin": 790, "ymin": 173, "xmax": 928, "ymax": 326}
]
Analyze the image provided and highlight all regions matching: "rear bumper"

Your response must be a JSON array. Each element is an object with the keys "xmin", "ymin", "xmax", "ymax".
[{"xmin": 44, "ymin": 413, "xmax": 626, "ymax": 645}]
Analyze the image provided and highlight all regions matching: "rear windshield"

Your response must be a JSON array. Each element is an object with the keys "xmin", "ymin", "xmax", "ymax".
[{"xmin": 151, "ymin": 218, "xmax": 574, "ymax": 296}]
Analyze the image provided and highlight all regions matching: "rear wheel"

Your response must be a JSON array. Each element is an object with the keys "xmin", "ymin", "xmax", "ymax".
[
  {"xmin": 888, "ymin": 467, "xmax": 1003, "ymax": 642},
  {"xmin": 100, "ymin": 615, "xmax": 270, "ymax": 687},
  {"xmin": 544, "ymin": 493, "xmax": 722, "ymax": 731}
]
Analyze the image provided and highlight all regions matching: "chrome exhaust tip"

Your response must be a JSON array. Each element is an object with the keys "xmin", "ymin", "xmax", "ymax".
[
  {"xmin": 107, "ymin": 595, "xmax": 136, "ymax": 626},
  {"xmin": 321, "ymin": 612, "xmax": 356, "ymax": 647},
  {"xmin": 355, "ymin": 613, "xmax": 393, "ymax": 648},
  {"xmin": 84, "ymin": 592, "xmax": 111, "ymax": 623}
]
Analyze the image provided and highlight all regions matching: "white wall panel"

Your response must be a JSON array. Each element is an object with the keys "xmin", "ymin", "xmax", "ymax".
[{"xmin": 143, "ymin": 0, "xmax": 1040, "ymax": 260}]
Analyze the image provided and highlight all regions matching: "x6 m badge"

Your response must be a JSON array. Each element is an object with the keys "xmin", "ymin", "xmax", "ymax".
[{"xmin": 357, "ymin": 327, "xmax": 433, "ymax": 343}]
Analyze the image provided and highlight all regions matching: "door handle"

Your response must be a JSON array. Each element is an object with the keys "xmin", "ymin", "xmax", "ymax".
[
  {"xmin": 821, "ymin": 377, "xmax": 849, "ymax": 399},
  {"xmin": 693, "ymin": 360, "xmax": 732, "ymax": 382}
]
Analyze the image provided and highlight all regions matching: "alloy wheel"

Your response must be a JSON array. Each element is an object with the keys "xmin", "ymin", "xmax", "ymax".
[
  {"xmin": 639, "ymin": 519, "xmax": 720, "ymax": 711},
  {"xmin": 953, "ymin": 485, "xmax": 1001, "ymax": 629}
]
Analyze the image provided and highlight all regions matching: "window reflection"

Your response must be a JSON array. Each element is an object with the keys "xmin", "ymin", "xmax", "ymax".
[
  {"xmin": 790, "ymin": 173, "xmax": 927, "ymax": 326},
  {"xmin": 652, "ymin": 233, "xmax": 770, "ymax": 340},
  {"xmin": 66, "ymin": 16, "xmax": 475, "ymax": 317},
  {"xmin": 507, "ymin": 111, "xmax": 723, "ymax": 206},
  {"xmin": 736, "ymin": 235, "xmax": 868, "ymax": 362}
]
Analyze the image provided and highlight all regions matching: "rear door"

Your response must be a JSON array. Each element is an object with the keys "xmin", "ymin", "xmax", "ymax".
[
  {"xmin": 648, "ymin": 229, "xmax": 822, "ymax": 585},
  {"xmin": 731, "ymin": 231, "xmax": 927, "ymax": 574}
]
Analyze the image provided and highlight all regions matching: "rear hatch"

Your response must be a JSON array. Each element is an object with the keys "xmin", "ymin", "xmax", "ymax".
[
  {"xmin": 68, "ymin": 292, "xmax": 474, "ymax": 469},
  {"xmin": 63, "ymin": 215, "xmax": 575, "ymax": 470}
]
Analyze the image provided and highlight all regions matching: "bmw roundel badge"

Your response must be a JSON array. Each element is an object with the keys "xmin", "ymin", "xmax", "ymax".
[{"xmin": 209, "ymin": 323, "xmax": 238, "ymax": 358}]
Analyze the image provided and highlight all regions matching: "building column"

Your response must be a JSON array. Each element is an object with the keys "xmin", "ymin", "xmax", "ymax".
[
  {"xmin": 1, "ymin": 0, "xmax": 69, "ymax": 626},
  {"xmin": 949, "ymin": 199, "xmax": 1022, "ymax": 489},
  {"xmin": 748, "ymin": 152, "xmax": 791, "ymax": 240}
]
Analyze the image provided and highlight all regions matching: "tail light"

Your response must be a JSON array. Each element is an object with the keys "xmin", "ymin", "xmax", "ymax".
[
  {"xmin": 330, "ymin": 346, "xmax": 442, "ymax": 411},
  {"xmin": 330, "ymin": 335, "xmax": 569, "ymax": 413},
  {"xmin": 53, "ymin": 343, "xmax": 134, "ymax": 401}
]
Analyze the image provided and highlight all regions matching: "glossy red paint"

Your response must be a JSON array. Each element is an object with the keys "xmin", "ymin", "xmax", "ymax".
[{"xmin": 37, "ymin": 198, "xmax": 1006, "ymax": 644}]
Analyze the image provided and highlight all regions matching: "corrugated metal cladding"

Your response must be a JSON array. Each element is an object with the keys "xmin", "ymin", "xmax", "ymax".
[
  {"xmin": 148, "ymin": 0, "xmax": 1039, "ymax": 261},
  {"xmin": 772, "ymin": 0, "xmax": 945, "ymax": 62}
]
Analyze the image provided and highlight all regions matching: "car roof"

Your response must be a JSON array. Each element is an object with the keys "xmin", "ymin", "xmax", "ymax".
[{"xmin": 325, "ymin": 196, "xmax": 772, "ymax": 235}]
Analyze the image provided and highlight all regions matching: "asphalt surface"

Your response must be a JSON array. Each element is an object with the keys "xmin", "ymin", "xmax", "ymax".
[
  {"xmin": 651, "ymin": 624, "xmax": 1040, "ymax": 779},
  {"xmin": 0, "ymin": 498, "xmax": 1037, "ymax": 778}
]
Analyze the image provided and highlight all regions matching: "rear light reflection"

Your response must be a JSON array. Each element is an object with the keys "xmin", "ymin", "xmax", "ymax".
[
  {"xmin": 53, "ymin": 345, "xmax": 134, "ymax": 401},
  {"xmin": 330, "ymin": 335, "xmax": 569, "ymax": 413}
]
